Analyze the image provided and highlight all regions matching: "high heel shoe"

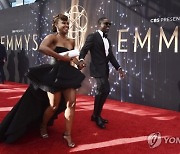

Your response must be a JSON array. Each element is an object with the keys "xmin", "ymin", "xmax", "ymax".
[
  {"xmin": 63, "ymin": 133, "xmax": 75, "ymax": 148},
  {"xmin": 40, "ymin": 126, "xmax": 49, "ymax": 138}
]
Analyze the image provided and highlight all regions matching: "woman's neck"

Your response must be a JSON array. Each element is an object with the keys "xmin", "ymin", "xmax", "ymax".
[{"xmin": 57, "ymin": 32, "xmax": 67, "ymax": 38}]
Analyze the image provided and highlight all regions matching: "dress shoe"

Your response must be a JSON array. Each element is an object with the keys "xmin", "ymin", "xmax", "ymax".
[
  {"xmin": 40, "ymin": 127, "xmax": 48, "ymax": 138},
  {"xmin": 95, "ymin": 116, "xmax": 106, "ymax": 129},
  {"xmin": 91, "ymin": 115, "xmax": 108, "ymax": 124},
  {"xmin": 100, "ymin": 117, "xmax": 108, "ymax": 124},
  {"xmin": 63, "ymin": 133, "xmax": 75, "ymax": 148}
]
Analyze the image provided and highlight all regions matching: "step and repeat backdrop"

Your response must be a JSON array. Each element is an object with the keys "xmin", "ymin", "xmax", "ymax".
[{"xmin": 0, "ymin": 0, "xmax": 180, "ymax": 111}]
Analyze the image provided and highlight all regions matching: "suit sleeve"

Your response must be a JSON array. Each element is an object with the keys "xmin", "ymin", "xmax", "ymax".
[
  {"xmin": 79, "ymin": 33, "xmax": 94, "ymax": 60},
  {"xmin": 3, "ymin": 46, "xmax": 7, "ymax": 61},
  {"xmin": 0, "ymin": 45, "xmax": 7, "ymax": 61},
  {"xmin": 108, "ymin": 41, "xmax": 121, "ymax": 70}
]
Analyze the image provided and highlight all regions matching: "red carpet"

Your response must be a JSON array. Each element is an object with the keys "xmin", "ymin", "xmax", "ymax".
[{"xmin": 0, "ymin": 82, "xmax": 180, "ymax": 154}]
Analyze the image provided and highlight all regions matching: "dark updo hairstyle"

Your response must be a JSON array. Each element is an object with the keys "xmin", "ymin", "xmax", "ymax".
[{"xmin": 52, "ymin": 13, "xmax": 68, "ymax": 32}]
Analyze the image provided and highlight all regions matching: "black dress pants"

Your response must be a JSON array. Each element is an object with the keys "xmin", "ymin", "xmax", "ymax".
[{"xmin": 93, "ymin": 76, "xmax": 110, "ymax": 117}]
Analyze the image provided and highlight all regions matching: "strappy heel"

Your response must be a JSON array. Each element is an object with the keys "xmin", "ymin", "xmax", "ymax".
[
  {"xmin": 40, "ymin": 125, "xmax": 49, "ymax": 138},
  {"xmin": 63, "ymin": 133, "xmax": 75, "ymax": 148}
]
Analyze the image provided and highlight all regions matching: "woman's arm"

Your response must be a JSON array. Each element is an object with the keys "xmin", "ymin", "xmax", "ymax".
[
  {"xmin": 69, "ymin": 39, "xmax": 82, "ymax": 68},
  {"xmin": 39, "ymin": 34, "xmax": 71, "ymax": 62},
  {"xmin": 71, "ymin": 57, "xmax": 80, "ymax": 66}
]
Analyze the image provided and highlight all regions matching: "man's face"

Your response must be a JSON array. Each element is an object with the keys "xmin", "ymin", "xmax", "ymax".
[{"xmin": 99, "ymin": 19, "xmax": 111, "ymax": 33}]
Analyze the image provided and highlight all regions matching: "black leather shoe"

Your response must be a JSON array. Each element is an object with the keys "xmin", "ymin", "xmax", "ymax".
[
  {"xmin": 100, "ymin": 117, "xmax": 108, "ymax": 124},
  {"xmin": 95, "ymin": 116, "xmax": 106, "ymax": 129},
  {"xmin": 91, "ymin": 115, "xmax": 108, "ymax": 124}
]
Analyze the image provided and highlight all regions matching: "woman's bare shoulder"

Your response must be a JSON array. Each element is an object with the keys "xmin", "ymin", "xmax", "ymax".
[{"xmin": 44, "ymin": 33, "xmax": 57, "ymax": 40}]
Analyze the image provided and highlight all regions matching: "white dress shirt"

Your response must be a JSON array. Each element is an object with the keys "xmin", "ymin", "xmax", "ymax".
[{"xmin": 98, "ymin": 30, "xmax": 109, "ymax": 56}]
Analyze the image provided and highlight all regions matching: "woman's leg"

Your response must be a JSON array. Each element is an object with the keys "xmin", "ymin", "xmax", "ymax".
[
  {"xmin": 40, "ymin": 91, "xmax": 61, "ymax": 138},
  {"xmin": 62, "ymin": 88, "xmax": 76, "ymax": 147}
]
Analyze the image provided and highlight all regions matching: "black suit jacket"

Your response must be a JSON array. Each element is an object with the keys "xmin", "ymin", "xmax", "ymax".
[{"xmin": 79, "ymin": 32, "xmax": 120, "ymax": 77}]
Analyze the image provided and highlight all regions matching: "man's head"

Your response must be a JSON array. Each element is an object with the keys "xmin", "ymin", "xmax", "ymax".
[{"xmin": 98, "ymin": 17, "xmax": 111, "ymax": 34}]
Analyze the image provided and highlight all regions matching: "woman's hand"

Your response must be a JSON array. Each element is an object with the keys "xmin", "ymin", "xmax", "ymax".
[{"xmin": 63, "ymin": 53, "xmax": 72, "ymax": 62}]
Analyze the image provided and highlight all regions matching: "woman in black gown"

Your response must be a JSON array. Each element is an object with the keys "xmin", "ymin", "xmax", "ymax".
[{"xmin": 0, "ymin": 13, "xmax": 85, "ymax": 147}]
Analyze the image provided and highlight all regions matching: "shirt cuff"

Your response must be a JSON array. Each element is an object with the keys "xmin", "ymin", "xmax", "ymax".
[
  {"xmin": 118, "ymin": 67, "xmax": 122, "ymax": 71},
  {"xmin": 79, "ymin": 58, "xmax": 84, "ymax": 61}
]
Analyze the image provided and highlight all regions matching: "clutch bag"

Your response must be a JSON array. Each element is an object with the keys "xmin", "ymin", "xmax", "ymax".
[{"xmin": 59, "ymin": 49, "xmax": 79, "ymax": 58}]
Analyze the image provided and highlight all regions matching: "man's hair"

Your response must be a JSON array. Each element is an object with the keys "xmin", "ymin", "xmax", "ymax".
[{"xmin": 98, "ymin": 17, "xmax": 107, "ymax": 25}]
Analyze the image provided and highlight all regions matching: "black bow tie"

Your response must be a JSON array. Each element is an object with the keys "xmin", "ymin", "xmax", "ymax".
[{"xmin": 103, "ymin": 33, "xmax": 108, "ymax": 38}]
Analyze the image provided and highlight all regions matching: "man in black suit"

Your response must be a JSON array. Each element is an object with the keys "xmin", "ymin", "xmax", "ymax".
[
  {"xmin": 79, "ymin": 17, "xmax": 124, "ymax": 129},
  {"xmin": 0, "ymin": 43, "xmax": 7, "ymax": 84}
]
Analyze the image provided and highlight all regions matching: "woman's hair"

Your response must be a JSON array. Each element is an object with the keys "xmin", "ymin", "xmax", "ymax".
[{"xmin": 52, "ymin": 13, "xmax": 68, "ymax": 32}]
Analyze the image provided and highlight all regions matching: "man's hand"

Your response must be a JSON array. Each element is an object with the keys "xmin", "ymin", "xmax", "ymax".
[
  {"xmin": 78, "ymin": 60, "xmax": 86, "ymax": 70},
  {"xmin": 118, "ymin": 68, "xmax": 125, "ymax": 78}
]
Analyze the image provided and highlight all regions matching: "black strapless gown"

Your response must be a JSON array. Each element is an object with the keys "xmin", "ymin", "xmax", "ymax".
[{"xmin": 0, "ymin": 47, "xmax": 85, "ymax": 143}]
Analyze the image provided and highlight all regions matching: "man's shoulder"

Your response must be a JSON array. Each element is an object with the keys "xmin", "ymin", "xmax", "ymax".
[
  {"xmin": 93, "ymin": 31, "xmax": 99, "ymax": 35},
  {"xmin": 87, "ymin": 32, "xmax": 99, "ymax": 39},
  {"xmin": 0, "ymin": 44, "xmax": 5, "ymax": 50},
  {"xmin": 88, "ymin": 31, "xmax": 99, "ymax": 36}
]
